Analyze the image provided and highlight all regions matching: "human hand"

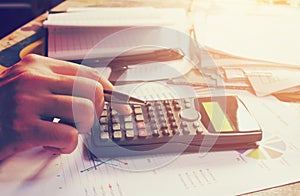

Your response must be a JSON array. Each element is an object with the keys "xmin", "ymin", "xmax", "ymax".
[{"xmin": 0, "ymin": 54, "xmax": 131, "ymax": 160}]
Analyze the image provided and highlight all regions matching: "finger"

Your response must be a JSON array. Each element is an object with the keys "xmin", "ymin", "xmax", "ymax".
[
  {"xmin": 40, "ymin": 95, "xmax": 97, "ymax": 133},
  {"xmin": 35, "ymin": 55, "xmax": 98, "ymax": 78},
  {"xmin": 38, "ymin": 56, "xmax": 131, "ymax": 115},
  {"xmin": 36, "ymin": 120, "xmax": 79, "ymax": 154},
  {"xmin": 30, "ymin": 55, "xmax": 113, "ymax": 91},
  {"xmin": 47, "ymin": 76, "xmax": 105, "ymax": 117},
  {"xmin": 45, "ymin": 56, "xmax": 114, "ymax": 89}
]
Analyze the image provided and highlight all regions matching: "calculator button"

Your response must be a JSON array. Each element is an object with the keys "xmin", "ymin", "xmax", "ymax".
[
  {"xmin": 138, "ymin": 129, "xmax": 147, "ymax": 138},
  {"xmin": 125, "ymin": 122, "xmax": 134, "ymax": 130},
  {"xmin": 163, "ymin": 100, "xmax": 170, "ymax": 105},
  {"xmin": 134, "ymin": 107, "xmax": 143, "ymax": 114},
  {"xmin": 181, "ymin": 121, "xmax": 188, "ymax": 127},
  {"xmin": 182, "ymin": 127, "xmax": 190, "ymax": 135},
  {"xmin": 193, "ymin": 121, "xmax": 200, "ymax": 128},
  {"xmin": 100, "ymin": 132, "xmax": 110, "ymax": 140},
  {"xmin": 112, "ymin": 123, "xmax": 121, "ymax": 131},
  {"xmin": 152, "ymin": 129, "xmax": 159, "ymax": 137},
  {"xmin": 135, "ymin": 114, "xmax": 144, "ymax": 121},
  {"xmin": 160, "ymin": 122, "xmax": 168, "ymax": 129},
  {"xmin": 100, "ymin": 124, "xmax": 108, "ymax": 131},
  {"xmin": 111, "ymin": 110, "xmax": 118, "ymax": 116},
  {"xmin": 168, "ymin": 115, "xmax": 176, "ymax": 122},
  {"xmin": 137, "ymin": 122, "xmax": 146, "ymax": 129},
  {"xmin": 125, "ymin": 130, "xmax": 135, "ymax": 139},
  {"xmin": 165, "ymin": 105, "xmax": 172, "ymax": 111},
  {"xmin": 174, "ymin": 104, "xmax": 181, "ymax": 111},
  {"xmin": 166, "ymin": 110, "xmax": 173, "ymax": 117},
  {"xmin": 113, "ymin": 131, "xmax": 122, "ymax": 140},
  {"xmin": 99, "ymin": 117, "xmax": 108, "ymax": 124},
  {"xmin": 179, "ymin": 109, "xmax": 199, "ymax": 122},
  {"xmin": 170, "ymin": 122, "xmax": 178, "ymax": 129},
  {"xmin": 172, "ymin": 100, "xmax": 179, "ymax": 105},
  {"xmin": 162, "ymin": 129, "xmax": 170, "ymax": 136},
  {"xmin": 196, "ymin": 127, "xmax": 203, "ymax": 135},
  {"xmin": 101, "ymin": 110, "xmax": 108, "ymax": 117}
]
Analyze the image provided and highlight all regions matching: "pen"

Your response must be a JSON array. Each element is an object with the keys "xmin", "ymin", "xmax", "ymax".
[
  {"xmin": 70, "ymin": 48, "xmax": 184, "ymax": 69},
  {"xmin": 103, "ymin": 89, "xmax": 146, "ymax": 105}
]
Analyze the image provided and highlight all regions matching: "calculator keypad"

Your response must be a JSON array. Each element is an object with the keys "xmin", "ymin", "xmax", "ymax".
[{"xmin": 97, "ymin": 99, "xmax": 205, "ymax": 144}]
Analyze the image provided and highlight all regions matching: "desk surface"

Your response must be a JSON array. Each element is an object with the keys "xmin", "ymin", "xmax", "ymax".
[{"xmin": 1, "ymin": 0, "xmax": 300, "ymax": 195}]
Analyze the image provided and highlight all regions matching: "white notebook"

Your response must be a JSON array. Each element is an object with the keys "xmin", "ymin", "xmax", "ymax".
[{"xmin": 44, "ymin": 7, "xmax": 189, "ymax": 61}]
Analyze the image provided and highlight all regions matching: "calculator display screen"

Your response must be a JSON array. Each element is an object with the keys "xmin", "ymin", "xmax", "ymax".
[
  {"xmin": 196, "ymin": 96, "xmax": 260, "ymax": 133},
  {"xmin": 202, "ymin": 101, "xmax": 234, "ymax": 132}
]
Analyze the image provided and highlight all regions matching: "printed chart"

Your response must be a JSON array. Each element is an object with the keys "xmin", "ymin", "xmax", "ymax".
[{"xmin": 243, "ymin": 135, "xmax": 286, "ymax": 160}]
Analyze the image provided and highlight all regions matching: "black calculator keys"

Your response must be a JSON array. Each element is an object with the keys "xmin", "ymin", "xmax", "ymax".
[
  {"xmin": 138, "ymin": 129, "xmax": 147, "ymax": 138},
  {"xmin": 98, "ymin": 99, "xmax": 205, "ymax": 149},
  {"xmin": 152, "ymin": 129, "xmax": 159, "ymax": 137},
  {"xmin": 100, "ymin": 132, "xmax": 110, "ymax": 140},
  {"xmin": 125, "ymin": 130, "xmax": 135, "ymax": 139},
  {"xmin": 113, "ymin": 131, "xmax": 122, "ymax": 140},
  {"xmin": 135, "ymin": 114, "xmax": 144, "ymax": 122},
  {"xmin": 125, "ymin": 122, "xmax": 134, "ymax": 130}
]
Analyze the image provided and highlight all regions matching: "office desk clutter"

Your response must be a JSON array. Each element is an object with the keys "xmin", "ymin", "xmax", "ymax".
[{"xmin": 3, "ymin": 2, "xmax": 300, "ymax": 196}]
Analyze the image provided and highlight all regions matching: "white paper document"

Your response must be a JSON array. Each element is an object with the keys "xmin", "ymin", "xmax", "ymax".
[
  {"xmin": 244, "ymin": 68, "xmax": 300, "ymax": 96},
  {"xmin": 194, "ymin": 3, "xmax": 300, "ymax": 66}
]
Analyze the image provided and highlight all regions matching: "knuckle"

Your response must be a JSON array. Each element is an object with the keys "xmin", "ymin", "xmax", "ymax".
[
  {"xmin": 13, "ymin": 93, "xmax": 37, "ymax": 117},
  {"xmin": 13, "ymin": 70, "xmax": 48, "ymax": 91},
  {"xmin": 12, "ymin": 70, "xmax": 40, "ymax": 88},
  {"xmin": 17, "ymin": 70, "xmax": 37, "ymax": 80},
  {"xmin": 14, "ymin": 94, "xmax": 30, "ymax": 116},
  {"xmin": 12, "ymin": 119, "xmax": 35, "ymax": 142},
  {"xmin": 21, "ymin": 54, "xmax": 40, "ymax": 64},
  {"xmin": 13, "ymin": 92, "xmax": 25, "ymax": 105}
]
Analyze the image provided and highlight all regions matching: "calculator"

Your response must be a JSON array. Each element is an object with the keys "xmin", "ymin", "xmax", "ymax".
[{"xmin": 84, "ymin": 96, "xmax": 262, "ymax": 157}]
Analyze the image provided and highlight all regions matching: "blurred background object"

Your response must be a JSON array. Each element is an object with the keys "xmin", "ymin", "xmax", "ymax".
[{"xmin": 0, "ymin": 0, "xmax": 64, "ymax": 38}]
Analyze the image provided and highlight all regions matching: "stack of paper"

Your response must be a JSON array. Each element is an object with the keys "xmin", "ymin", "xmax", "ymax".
[{"xmin": 44, "ymin": 7, "xmax": 190, "ymax": 61}]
